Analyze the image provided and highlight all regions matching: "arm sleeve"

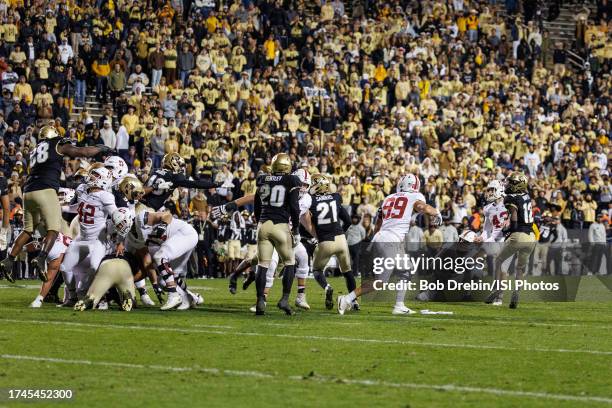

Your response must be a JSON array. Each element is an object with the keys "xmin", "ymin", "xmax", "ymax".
[
  {"xmin": 0, "ymin": 178, "xmax": 7, "ymax": 196},
  {"xmin": 173, "ymin": 174, "xmax": 218, "ymax": 189},
  {"xmin": 254, "ymin": 191, "xmax": 262, "ymax": 222},
  {"xmin": 288, "ymin": 187, "xmax": 300, "ymax": 231},
  {"xmin": 337, "ymin": 195, "xmax": 351, "ymax": 232}
]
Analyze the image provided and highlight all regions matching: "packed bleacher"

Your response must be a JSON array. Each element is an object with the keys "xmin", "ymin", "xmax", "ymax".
[{"xmin": 0, "ymin": 0, "xmax": 610, "ymax": 279}]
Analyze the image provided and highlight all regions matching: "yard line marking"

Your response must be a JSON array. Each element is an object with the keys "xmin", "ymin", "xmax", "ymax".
[
  {"xmin": 4, "ymin": 318, "xmax": 612, "ymax": 356},
  {"xmin": 193, "ymin": 324, "xmax": 234, "ymax": 329},
  {"xmin": 2, "ymin": 354, "xmax": 611, "ymax": 404}
]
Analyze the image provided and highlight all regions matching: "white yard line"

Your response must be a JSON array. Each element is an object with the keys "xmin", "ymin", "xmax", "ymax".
[
  {"xmin": 2, "ymin": 354, "xmax": 611, "ymax": 404},
  {"xmin": 3, "ymin": 318, "xmax": 612, "ymax": 356}
]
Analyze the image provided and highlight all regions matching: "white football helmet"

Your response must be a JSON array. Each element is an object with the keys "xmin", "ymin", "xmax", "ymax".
[
  {"xmin": 485, "ymin": 180, "xmax": 504, "ymax": 202},
  {"xmin": 58, "ymin": 187, "xmax": 75, "ymax": 205},
  {"xmin": 104, "ymin": 156, "xmax": 128, "ymax": 181},
  {"xmin": 459, "ymin": 230, "xmax": 477, "ymax": 243},
  {"xmin": 112, "ymin": 207, "xmax": 134, "ymax": 235},
  {"xmin": 88, "ymin": 167, "xmax": 113, "ymax": 191},
  {"xmin": 397, "ymin": 174, "xmax": 420, "ymax": 193},
  {"xmin": 292, "ymin": 169, "xmax": 311, "ymax": 187}
]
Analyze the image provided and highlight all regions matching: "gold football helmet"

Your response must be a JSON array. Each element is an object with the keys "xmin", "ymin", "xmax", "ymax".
[
  {"xmin": 39, "ymin": 125, "xmax": 59, "ymax": 140},
  {"xmin": 119, "ymin": 175, "xmax": 145, "ymax": 202},
  {"xmin": 162, "ymin": 153, "xmax": 186, "ymax": 173},
  {"xmin": 270, "ymin": 153, "xmax": 291, "ymax": 175},
  {"xmin": 309, "ymin": 174, "xmax": 331, "ymax": 195},
  {"xmin": 505, "ymin": 171, "xmax": 529, "ymax": 194}
]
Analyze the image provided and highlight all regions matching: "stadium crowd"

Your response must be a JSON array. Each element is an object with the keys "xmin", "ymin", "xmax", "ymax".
[{"xmin": 0, "ymin": 0, "xmax": 610, "ymax": 279}]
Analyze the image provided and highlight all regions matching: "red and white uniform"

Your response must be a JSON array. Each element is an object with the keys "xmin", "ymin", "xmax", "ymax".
[
  {"xmin": 147, "ymin": 216, "xmax": 198, "ymax": 277},
  {"xmin": 481, "ymin": 201, "xmax": 508, "ymax": 243},
  {"xmin": 48, "ymin": 233, "xmax": 72, "ymax": 262},
  {"xmin": 374, "ymin": 191, "xmax": 426, "ymax": 242},
  {"xmin": 62, "ymin": 184, "xmax": 118, "ymax": 298}
]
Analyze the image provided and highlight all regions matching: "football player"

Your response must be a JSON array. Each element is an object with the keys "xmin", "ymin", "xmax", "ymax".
[
  {"xmin": 301, "ymin": 174, "xmax": 353, "ymax": 310},
  {"xmin": 337, "ymin": 174, "xmax": 443, "ymax": 315},
  {"xmin": 485, "ymin": 171, "xmax": 536, "ymax": 309},
  {"xmin": 0, "ymin": 173, "xmax": 10, "ymax": 256},
  {"xmin": 0, "ymin": 125, "xmax": 111, "ymax": 282},
  {"xmin": 474, "ymin": 180, "xmax": 508, "ymax": 244},
  {"xmin": 61, "ymin": 167, "xmax": 119, "ymax": 299},
  {"xmin": 142, "ymin": 152, "xmax": 220, "ymax": 211},
  {"xmin": 253, "ymin": 153, "xmax": 301, "ymax": 315},
  {"xmin": 74, "ymin": 210, "xmax": 136, "ymax": 311},
  {"xmin": 139, "ymin": 210, "xmax": 202, "ymax": 310},
  {"xmin": 245, "ymin": 169, "xmax": 313, "ymax": 311}
]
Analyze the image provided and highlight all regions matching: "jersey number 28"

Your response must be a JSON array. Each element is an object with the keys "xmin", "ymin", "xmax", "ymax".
[{"xmin": 29, "ymin": 142, "xmax": 49, "ymax": 167}]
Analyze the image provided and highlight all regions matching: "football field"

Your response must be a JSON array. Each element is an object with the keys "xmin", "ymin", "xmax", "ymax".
[{"xmin": 1, "ymin": 278, "xmax": 611, "ymax": 408}]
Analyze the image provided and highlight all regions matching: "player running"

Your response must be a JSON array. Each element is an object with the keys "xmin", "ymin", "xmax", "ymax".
[
  {"xmin": 337, "ymin": 174, "xmax": 442, "ymax": 315},
  {"xmin": 253, "ymin": 153, "xmax": 302, "ymax": 315},
  {"xmin": 475, "ymin": 180, "xmax": 508, "ymax": 244},
  {"xmin": 485, "ymin": 172, "xmax": 536, "ymax": 309},
  {"xmin": 0, "ymin": 125, "xmax": 110, "ymax": 282}
]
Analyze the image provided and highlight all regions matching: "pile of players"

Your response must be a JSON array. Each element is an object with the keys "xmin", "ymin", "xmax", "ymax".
[{"xmin": 0, "ymin": 126, "xmax": 536, "ymax": 314}]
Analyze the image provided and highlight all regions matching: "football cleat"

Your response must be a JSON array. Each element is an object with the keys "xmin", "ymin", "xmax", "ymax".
[
  {"xmin": 188, "ymin": 291, "xmax": 204, "ymax": 307},
  {"xmin": 57, "ymin": 299, "xmax": 77, "ymax": 308},
  {"xmin": 509, "ymin": 291, "xmax": 519, "ymax": 309},
  {"xmin": 277, "ymin": 298, "xmax": 294, "ymax": 315},
  {"xmin": 255, "ymin": 297, "xmax": 267, "ymax": 315},
  {"xmin": 392, "ymin": 304, "xmax": 417, "ymax": 315},
  {"xmin": 485, "ymin": 290, "xmax": 503, "ymax": 304},
  {"xmin": 160, "ymin": 291, "xmax": 182, "ymax": 310},
  {"xmin": 337, "ymin": 295, "xmax": 352, "ymax": 315},
  {"xmin": 97, "ymin": 300, "xmax": 109, "ymax": 310},
  {"xmin": 30, "ymin": 296, "xmax": 43, "ymax": 308},
  {"xmin": 250, "ymin": 301, "xmax": 266, "ymax": 313},
  {"xmin": 295, "ymin": 294, "xmax": 310, "ymax": 310},
  {"xmin": 492, "ymin": 299, "xmax": 503, "ymax": 306},
  {"xmin": 140, "ymin": 293, "xmax": 155, "ymax": 306},
  {"xmin": 31, "ymin": 254, "xmax": 49, "ymax": 282},
  {"xmin": 0, "ymin": 257, "xmax": 15, "ymax": 283},
  {"xmin": 242, "ymin": 271, "xmax": 255, "ymax": 290},
  {"xmin": 177, "ymin": 288, "xmax": 191, "ymax": 310},
  {"xmin": 325, "ymin": 286, "xmax": 334, "ymax": 310},
  {"xmin": 74, "ymin": 296, "xmax": 94, "ymax": 311}
]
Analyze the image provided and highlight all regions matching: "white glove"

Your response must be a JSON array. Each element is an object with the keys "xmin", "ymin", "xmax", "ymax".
[
  {"xmin": 0, "ymin": 226, "xmax": 10, "ymax": 251},
  {"xmin": 210, "ymin": 205, "xmax": 227, "ymax": 220},
  {"xmin": 430, "ymin": 212, "xmax": 443, "ymax": 227},
  {"xmin": 155, "ymin": 180, "xmax": 174, "ymax": 191}
]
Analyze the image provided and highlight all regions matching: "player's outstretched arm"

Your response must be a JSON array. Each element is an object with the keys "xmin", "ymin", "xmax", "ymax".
[
  {"xmin": 210, "ymin": 194, "xmax": 255, "ymax": 220},
  {"xmin": 58, "ymin": 143, "xmax": 112, "ymax": 158}
]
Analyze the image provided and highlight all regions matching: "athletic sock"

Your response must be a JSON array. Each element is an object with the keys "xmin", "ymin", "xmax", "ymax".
[
  {"xmin": 347, "ymin": 291, "xmax": 357, "ymax": 302},
  {"xmin": 282, "ymin": 265, "xmax": 295, "ymax": 296},
  {"xmin": 313, "ymin": 269, "xmax": 328, "ymax": 290},
  {"xmin": 255, "ymin": 266, "xmax": 268, "ymax": 299},
  {"xmin": 137, "ymin": 287, "xmax": 147, "ymax": 296},
  {"xmin": 176, "ymin": 278, "xmax": 187, "ymax": 290},
  {"xmin": 166, "ymin": 286, "xmax": 177, "ymax": 293},
  {"xmin": 297, "ymin": 285, "xmax": 305, "ymax": 294},
  {"xmin": 396, "ymin": 288, "xmax": 407, "ymax": 304},
  {"xmin": 343, "ymin": 271, "xmax": 356, "ymax": 292}
]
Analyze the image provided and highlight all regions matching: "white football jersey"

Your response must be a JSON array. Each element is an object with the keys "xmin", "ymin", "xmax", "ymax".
[
  {"xmin": 298, "ymin": 193, "xmax": 312, "ymax": 217},
  {"xmin": 74, "ymin": 184, "xmax": 117, "ymax": 240},
  {"xmin": 378, "ymin": 191, "xmax": 426, "ymax": 238},
  {"xmin": 481, "ymin": 201, "xmax": 508, "ymax": 242},
  {"xmin": 127, "ymin": 210, "xmax": 153, "ymax": 250}
]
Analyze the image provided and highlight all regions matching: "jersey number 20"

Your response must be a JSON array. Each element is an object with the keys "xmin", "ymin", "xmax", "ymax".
[{"xmin": 260, "ymin": 184, "xmax": 286, "ymax": 207}]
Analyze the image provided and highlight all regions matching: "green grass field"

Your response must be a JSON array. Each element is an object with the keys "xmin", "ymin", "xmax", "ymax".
[{"xmin": 1, "ymin": 278, "xmax": 611, "ymax": 408}]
